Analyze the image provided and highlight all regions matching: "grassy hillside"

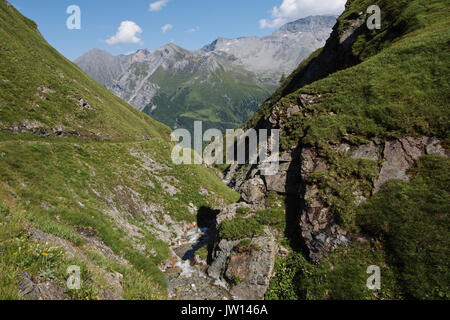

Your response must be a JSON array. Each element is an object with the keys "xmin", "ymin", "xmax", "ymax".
[
  {"xmin": 144, "ymin": 63, "xmax": 275, "ymax": 133},
  {"xmin": 249, "ymin": 0, "xmax": 449, "ymax": 300},
  {"xmin": 267, "ymin": 155, "xmax": 449, "ymax": 300},
  {"xmin": 0, "ymin": 1, "xmax": 174, "ymax": 141},
  {"xmin": 0, "ymin": 0, "xmax": 238, "ymax": 300},
  {"xmin": 249, "ymin": 0, "xmax": 449, "ymax": 147}
]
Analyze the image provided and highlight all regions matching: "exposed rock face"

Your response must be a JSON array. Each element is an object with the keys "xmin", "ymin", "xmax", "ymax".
[
  {"xmin": 224, "ymin": 134, "xmax": 448, "ymax": 263},
  {"xmin": 202, "ymin": 16, "xmax": 337, "ymax": 81},
  {"xmin": 351, "ymin": 141, "xmax": 380, "ymax": 161},
  {"xmin": 207, "ymin": 203, "xmax": 278, "ymax": 300},
  {"xmin": 208, "ymin": 237, "xmax": 277, "ymax": 300},
  {"xmin": 225, "ymin": 237, "xmax": 277, "ymax": 300},
  {"xmin": 374, "ymin": 137, "xmax": 447, "ymax": 192},
  {"xmin": 301, "ymin": 137, "xmax": 447, "ymax": 261},
  {"xmin": 299, "ymin": 147, "xmax": 350, "ymax": 262},
  {"xmin": 240, "ymin": 178, "xmax": 266, "ymax": 205},
  {"xmin": 18, "ymin": 277, "xmax": 66, "ymax": 300},
  {"xmin": 208, "ymin": 239, "xmax": 239, "ymax": 281},
  {"xmin": 263, "ymin": 150, "xmax": 302, "ymax": 195},
  {"xmin": 215, "ymin": 203, "xmax": 252, "ymax": 225}
]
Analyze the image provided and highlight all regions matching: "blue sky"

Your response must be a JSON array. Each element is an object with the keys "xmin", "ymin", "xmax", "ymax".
[{"xmin": 9, "ymin": 0, "xmax": 346, "ymax": 61}]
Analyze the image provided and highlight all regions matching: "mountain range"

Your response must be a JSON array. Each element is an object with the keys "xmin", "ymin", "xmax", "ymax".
[
  {"xmin": 1, "ymin": 0, "xmax": 448, "ymax": 301},
  {"xmin": 75, "ymin": 15, "xmax": 336, "ymax": 132}
]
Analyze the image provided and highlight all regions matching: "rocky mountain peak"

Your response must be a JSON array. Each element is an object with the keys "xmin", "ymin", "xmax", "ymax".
[
  {"xmin": 130, "ymin": 49, "xmax": 149, "ymax": 63},
  {"xmin": 278, "ymin": 15, "xmax": 338, "ymax": 34},
  {"xmin": 75, "ymin": 15, "xmax": 336, "ymax": 131}
]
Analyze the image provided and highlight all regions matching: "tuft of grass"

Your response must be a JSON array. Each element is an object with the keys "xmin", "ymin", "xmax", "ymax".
[
  {"xmin": 254, "ymin": 209, "xmax": 286, "ymax": 234},
  {"xmin": 218, "ymin": 208, "xmax": 286, "ymax": 241},
  {"xmin": 195, "ymin": 246, "xmax": 208, "ymax": 260},
  {"xmin": 218, "ymin": 216, "xmax": 265, "ymax": 241}
]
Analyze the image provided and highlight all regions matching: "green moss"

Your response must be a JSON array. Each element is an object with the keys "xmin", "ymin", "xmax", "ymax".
[
  {"xmin": 264, "ymin": 191, "xmax": 285, "ymax": 210},
  {"xmin": 237, "ymin": 239, "xmax": 252, "ymax": 247},
  {"xmin": 195, "ymin": 246, "xmax": 208, "ymax": 260},
  {"xmin": 254, "ymin": 209, "xmax": 285, "ymax": 234},
  {"xmin": 228, "ymin": 276, "xmax": 243, "ymax": 287},
  {"xmin": 219, "ymin": 207, "xmax": 288, "ymax": 241},
  {"xmin": 267, "ymin": 242, "xmax": 401, "ymax": 300},
  {"xmin": 218, "ymin": 216, "xmax": 264, "ymax": 241},
  {"xmin": 358, "ymin": 155, "xmax": 450, "ymax": 299},
  {"xmin": 235, "ymin": 207, "xmax": 251, "ymax": 217}
]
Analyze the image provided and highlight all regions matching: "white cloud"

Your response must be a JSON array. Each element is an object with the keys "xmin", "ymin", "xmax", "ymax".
[
  {"xmin": 149, "ymin": 0, "xmax": 169, "ymax": 12},
  {"xmin": 259, "ymin": 0, "xmax": 346, "ymax": 28},
  {"xmin": 186, "ymin": 26, "xmax": 200, "ymax": 33},
  {"xmin": 161, "ymin": 24, "xmax": 173, "ymax": 34},
  {"xmin": 106, "ymin": 21, "xmax": 143, "ymax": 45}
]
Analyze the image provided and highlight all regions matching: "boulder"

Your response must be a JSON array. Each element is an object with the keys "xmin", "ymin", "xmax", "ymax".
[
  {"xmin": 226, "ymin": 237, "xmax": 277, "ymax": 300},
  {"xmin": 208, "ymin": 237, "xmax": 277, "ymax": 300},
  {"xmin": 240, "ymin": 177, "xmax": 266, "ymax": 205},
  {"xmin": 351, "ymin": 141, "xmax": 380, "ymax": 161},
  {"xmin": 18, "ymin": 277, "xmax": 66, "ymax": 300}
]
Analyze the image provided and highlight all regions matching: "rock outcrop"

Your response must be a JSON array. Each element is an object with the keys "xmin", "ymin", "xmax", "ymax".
[
  {"xmin": 208, "ymin": 236, "xmax": 277, "ymax": 300},
  {"xmin": 221, "ymin": 0, "xmax": 449, "ymax": 264},
  {"xmin": 223, "ymin": 131, "xmax": 448, "ymax": 264},
  {"xmin": 207, "ymin": 204, "xmax": 278, "ymax": 300},
  {"xmin": 240, "ymin": 178, "xmax": 266, "ymax": 205}
]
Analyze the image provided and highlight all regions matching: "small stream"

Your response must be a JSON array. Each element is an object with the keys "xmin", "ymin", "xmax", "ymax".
[{"xmin": 162, "ymin": 225, "xmax": 232, "ymax": 300}]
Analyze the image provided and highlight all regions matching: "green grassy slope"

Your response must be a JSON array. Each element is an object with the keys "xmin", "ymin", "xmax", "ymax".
[
  {"xmin": 0, "ymin": 1, "xmax": 173, "ymax": 141},
  {"xmin": 0, "ymin": 0, "xmax": 238, "ymax": 300},
  {"xmin": 250, "ymin": 0, "xmax": 449, "ymax": 300},
  {"xmin": 267, "ymin": 155, "xmax": 449, "ymax": 300},
  {"xmin": 249, "ymin": 0, "xmax": 449, "ymax": 147},
  {"xmin": 144, "ymin": 64, "xmax": 275, "ymax": 133}
]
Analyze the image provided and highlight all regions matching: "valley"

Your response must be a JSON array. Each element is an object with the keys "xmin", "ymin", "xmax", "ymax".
[
  {"xmin": 0, "ymin": 0, "xmax": 449, "ymax": 302},
  {"xmin": 75, "ymin": 16, "xmax": 336, "ymax": 133}
]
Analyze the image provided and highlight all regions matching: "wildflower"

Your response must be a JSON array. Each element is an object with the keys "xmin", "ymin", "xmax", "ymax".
[{"xmin": 42, "ymin": 252, "xmax": 49, "ymax": 256}]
